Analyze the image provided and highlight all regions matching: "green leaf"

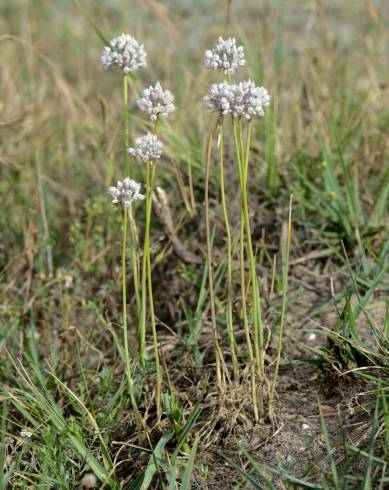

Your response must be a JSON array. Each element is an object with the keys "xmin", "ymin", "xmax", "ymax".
[
  {"xmin": 181, "ymin": 436, "xmax": 199, "ymax": 490},
  {"xmin": 140, "ymin": 432, "xmax": 173, "ymax": 490}
]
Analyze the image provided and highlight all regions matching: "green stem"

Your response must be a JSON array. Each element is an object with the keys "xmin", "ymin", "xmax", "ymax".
[
  {"xmin": 139, "ymin": 165, "xmax": 149, "ymax": 363},
  {"xmin": 138, "ymin": 118, "xmax": 160, "ymax": 363},
  {"xmin": 233, "ymin": 121, "xmax": 253, "ymax": 359},
  {"xmin": 232, "ymin": 119, "xmax": 263, "ymax": 421},
  {"xmin": 146, "ymin": 162, "xmax": 162, "ymax": 420},
  {"xmin": 122, "ymin": 206, "xmax": 142, "ymax": 427},
  {"xmin": 218, "ymin": 125, "xmax": 239, "ymax": 382},
  {"xmin": 128, "ymin": 209, "xmax": 141, "ymax": 312},
  {"xmin": 123, "ymin": 74, "xmax": 129, "ymax": 172},
  {"xmin": 123, "ymin": 74, "xmax": 141, "ymax": 317},
  {"xmin": 205, "ymin": 129, "xmax": 224, "ymax": 398},
  {"xmin": 239, "ymin": 120, "xmax": 264, "ymax": 419}
]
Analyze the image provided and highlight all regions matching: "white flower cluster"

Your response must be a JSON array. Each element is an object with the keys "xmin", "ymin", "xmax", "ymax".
[
  {"xmin": 128, "ymin": 133, "xmax": 163, "ymax": 162},
  {"xmin": 203, "ymin": 81, "xmax": 232, "ymax": 115},
  {"xmin": 108, "ymin": 178, "xmax": 145, "ymax": 207},
  {"xmin": 204, "ymin": 37, "xmax": 245, "ymax": 74},
  {"xmin": 101, "ymin": 34, "xmax": 147, "ymax": 73},
  {"xmin": 204, "ymin": 80, "xmax": 270, "ymax": 119},
  {"xmin": 20, "ymin": 430, "xmax": 32, "ymax": 438},
  {"xmin": 137, "ymin": 82, "xmax": 175, "ymax": 121},
  {"xmin": 229, "ymin": 80, "xmax": 270, "ymax": 119}
]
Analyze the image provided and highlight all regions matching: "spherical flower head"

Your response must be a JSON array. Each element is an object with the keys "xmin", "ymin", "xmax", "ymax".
[
  {"xmin": 101, "ymin": 34, "xmax": 147, "ymax": 73},
  {"xmin": 137, "ymin": 82, "xmax": 175, "ymax": 121},
  {"xmin": 204, "ymin": 37, "xmax": 245, "ymax": 74},
  {"xmin": 108, "ymin": 177, "xmax": 145, "ymax": 207},
  {"xmin": 128, "ymin": 132, "xmax": 163, "ymax": 162},
  {"xmin": 203, "ymin": 81, "xmax": 232, "ymax": 115},
  {"xmin": 228, "ymin": 80, "xmax": 270, "ymax": 119},
  {"xmin": 81, "ymin": 473, "xmax": 97, "ymax": 489}
]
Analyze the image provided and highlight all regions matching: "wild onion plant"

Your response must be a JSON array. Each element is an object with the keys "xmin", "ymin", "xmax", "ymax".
[
  {"xmin": 102, "ymin": 35, "xmax": 175, "ymax": 421},
  {"xmin": 101, "ymin": 34, "xmax": 147, "ymax": 320},
  {"xmin": 129, "ymin": 131, "xmax": 164, "ymax": 419},
  {"xmin": 107, "ymin": 178, "xmax": 144, "ymax": 429},
  {"xmin": 132, "ymin": 82, "xmax": 175, "ymax": 420},
  {"xmin": 203, "ymin": 37, "xmax": 270, "ymax": 420}
]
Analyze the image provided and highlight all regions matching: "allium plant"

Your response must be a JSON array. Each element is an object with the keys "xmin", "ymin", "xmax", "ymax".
[
  {"xmin": 101, "ymin": 34, "xmax": 148, "ymax": 321},
  {"xmin": 107, "ymin": 177, "xmax": 144, "ymax": 429},
  {"xmin": 204, "ymin": 36, "xmax": 245, "ymax": 74},
  {"xmin": 137, "ymin": 82, "xmax": 175, "ymax": 121},
  {"xmin": 100, "ymin": 31, "xmax": 186, "ymax": 430},
  {"xmin": 203, "ymin": 37, "xmax": 270, "ymax": 421},
  {"xmin": 203, "ymin": 82, "xmax": 239, "ymax": 383},
  {"xmin": 129, "ymin": 120, "xmax": 172, "ymax": 421}
]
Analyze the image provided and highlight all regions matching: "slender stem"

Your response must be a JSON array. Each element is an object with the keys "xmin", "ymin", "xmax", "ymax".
[
  {"xmin": 122, "ymin": 206, "xmax": 142, "ymax": 427},
  {"xmin": 138, "ymin": 118, "xmax": 160, "ymax": 363},
  {"xmin": 233, "ymin": 121, "xmax": 254, "ymax": 364},
  {"xmin": 122, "ymin": 206, "xmax": 128, "ymax": 364},
  {"xmin": 123, "ymin": 74, "xmax": 141, "ymax": 317},
  {"xmin": 139, "ymin": 164, "xmax": 149, "ymax": 363},
  {"xmin": 232, "ymin": 117, "xmax": 259, "ymax": 422},
  {"xmin": 123, "ymin": 74, "xmax": 129, "ymax": 173},
  {"xmin": 218, "ymin": 125, "xmax": 239, "ymax": 382},
  {"xmin": 205, "ymin": 129, "xmax": 223, "ymax": 398},
  {"xmin": 146, "ymin": 162, "xmax": 162, "ymax": 420},
  {"xmin": 240, "ymin": 120, "xmax": 264, "ymax": 418},
  {"xmin": 269, "ymin": 194, "xmax": 293, "ymax": 420},
  {"xmin": 128, "ymin": 209, "xmax": 141, "ymax": 311}
]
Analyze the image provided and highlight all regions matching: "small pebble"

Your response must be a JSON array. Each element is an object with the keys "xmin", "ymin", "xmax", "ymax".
[
  {"xmin": 302, "ymin": 423, "xmax": 310, "ymax": 430},
  {"xmin": 308, "ymin": 333, "xmax": 316, "ymax": 341}
]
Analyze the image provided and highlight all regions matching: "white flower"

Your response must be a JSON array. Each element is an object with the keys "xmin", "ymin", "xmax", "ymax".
[
  {"xmin": 20, "ymin": 430, "xmax": 32, "ymax": 438},
  {"xmin": 128, "ymin": 133, "xmax": 163, "ymax": 162},
  {"xmin": 203, "ymin": 81, "xmax": 232, "ymax": 115},
  {"xmin": 108, "ymin": 178, "xmax": 145, "ymax": 207},
  {"xmin": 228, "ymin": 80, "xmax": 270, "ymax": 119},
  {"xmin": 81, "ymin": 473, "xmax": 98, "ymax": 489},
  {"xmin": 137, "ymin": 82, "xmax": 175, "ymax": 121},
  {"xmin": 204, "ymin": 37, "xmax": 245, "ymax": 74},
  {"xmin": 101, "ymin": 34, "xmax": 147, "ymax": 73}
]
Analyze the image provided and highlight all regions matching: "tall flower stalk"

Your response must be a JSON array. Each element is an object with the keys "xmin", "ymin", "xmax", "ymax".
[
  {"xmin": 107, "ymin": 178, "xmax": 145, "ymax": 429},
  {"xmin": 205, "ymin": 127, "xmax": 225, "ymax": 398},
  {"xmin": 232, "ymin": 119, "xmax": 258, "ymax": 421},
  {"xmin": 229, "ymin": 81, "xmax": 270, "ymax": 418},
  {"xmin": 204, "ymin": 37, "xmax": 270, "ymax": 420},
  {"xmin": 233, "ymin": 118, "xmax": 264, "ymax": 419},
  {"xmin": 123, "ymin": 74, "xmax": 141, "ymax": 316},
  {"xmin": 101, "ymin": 34, "xmax": 147, "ymax": 321},
  {"xmin": 145, "ymin": 160, "xmax": 161, "ymax": 419},
  {"xmin": 129, "ymin": 131, "xmax": 164, "ymax": 420},
  {"xmin": 218, "ymin": 124, "xmax": 239, "ymax": 381},
  {"xmin": 101, "ymin": 35, "xmax": 148, "ymax": 426},
  {"xmin": 133, "ymin": 81, "xmax": 175, "ymax": 368},
  {"xmin": 102, "ymin": 35, "xmax": 176, "ymax": 424}
]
